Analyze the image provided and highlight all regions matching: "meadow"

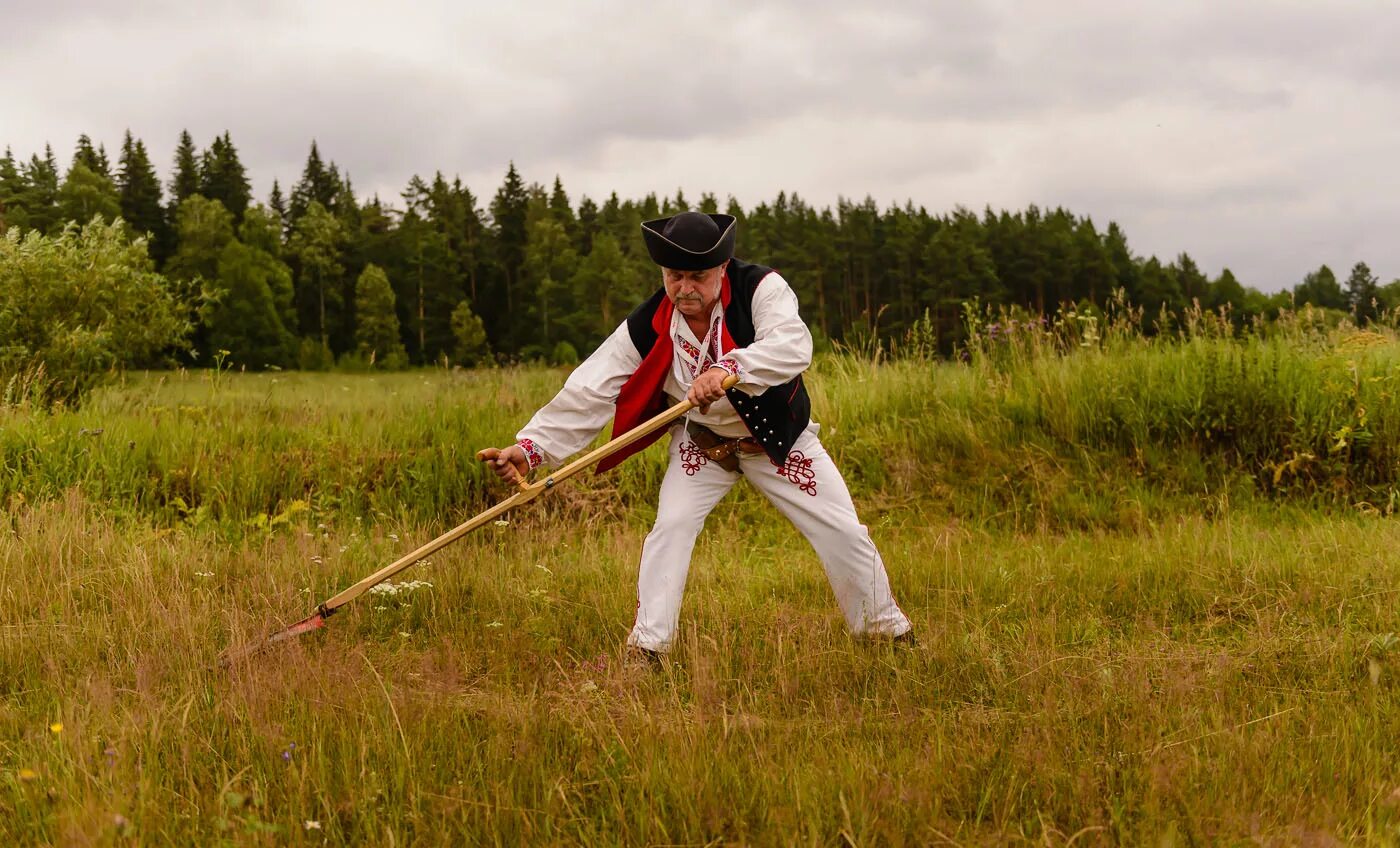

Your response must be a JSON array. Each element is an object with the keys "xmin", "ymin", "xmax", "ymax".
[{"xmin": 2, "ymin": 309, "xmax": 1400, "ymax": 845}]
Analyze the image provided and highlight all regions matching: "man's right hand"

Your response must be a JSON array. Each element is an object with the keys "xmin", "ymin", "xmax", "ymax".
[{"xmin": 478, "ymin": 445, "xmax": 530, "ymax": 484}]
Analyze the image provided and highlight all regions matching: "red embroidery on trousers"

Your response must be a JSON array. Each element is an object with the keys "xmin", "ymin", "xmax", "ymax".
[
  {"xmin": 776, "ymin": 450, "xmax": 817, "ymax": 496},
  {"xmin": 679, "ymin": 441, "xmax": 708, "ymax": 475}
]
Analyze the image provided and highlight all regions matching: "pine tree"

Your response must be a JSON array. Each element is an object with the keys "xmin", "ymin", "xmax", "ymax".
[
  {"xmin": 353, "ymin": 264, "xmax": 407, "ymax": 367},
  {"xmin": 169, "ymin": 130, "xmax": 201, "ymax": 206}
]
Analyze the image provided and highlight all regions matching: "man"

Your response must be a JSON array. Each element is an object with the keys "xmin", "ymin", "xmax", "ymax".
[{"xmin": 479, "ymin": 211, "xmax": 912, "ymax": 662}]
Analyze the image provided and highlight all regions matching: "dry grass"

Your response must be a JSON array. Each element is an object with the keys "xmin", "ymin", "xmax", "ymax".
[{"xmin": 2, "ymin": 486, "xmax": 1398, "ymax": 845}]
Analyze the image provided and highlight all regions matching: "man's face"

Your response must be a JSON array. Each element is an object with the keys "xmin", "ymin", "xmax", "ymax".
[{"xmin": 663, "ymin": 265, "xmax": 724, "ymax": 318}]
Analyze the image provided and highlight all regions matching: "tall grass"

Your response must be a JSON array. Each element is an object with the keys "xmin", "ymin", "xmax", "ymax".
[
  {"xmin": 2, "ymin": 304, "xmax": 1399, "ymax": 533},
  {"xmin": 2, "ymin": 492, "xmax": 1397, "ymax": 844},
  {"xmin": 3, "ymin": 319, "xmax": 1400, "ymax": 843}
]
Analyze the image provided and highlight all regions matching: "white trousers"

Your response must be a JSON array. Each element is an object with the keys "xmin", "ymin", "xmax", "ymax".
[{"xmin": 627, "ymin": 423, "xmax": 912, "ymax": 652}]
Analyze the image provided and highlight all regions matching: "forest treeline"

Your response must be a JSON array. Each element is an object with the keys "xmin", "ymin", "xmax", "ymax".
[{"xmin": 2, "ymin": 130, "xmax": 1397, "ymax": 381}]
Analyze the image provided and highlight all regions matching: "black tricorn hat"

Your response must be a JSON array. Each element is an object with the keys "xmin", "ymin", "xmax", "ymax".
[{"xmin": 640, "ymin": 211, "xmax": 736, "ymax": 270}]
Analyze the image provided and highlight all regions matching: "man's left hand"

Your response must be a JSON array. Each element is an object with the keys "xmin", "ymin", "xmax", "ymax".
[{"xmin": 688, "ymin": 366, "xmax": 731, "ymax": 414}]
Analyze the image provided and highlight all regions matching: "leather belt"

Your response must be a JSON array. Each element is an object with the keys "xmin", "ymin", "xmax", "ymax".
[{"xmin": 685, "ymin": 420, "xmax": 765, "ymax": 472}]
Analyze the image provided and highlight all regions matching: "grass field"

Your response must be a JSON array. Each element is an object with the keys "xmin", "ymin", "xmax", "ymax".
[{"xmin": 3, "ymin": 326, "xmax": 1400, "ymax": 844}]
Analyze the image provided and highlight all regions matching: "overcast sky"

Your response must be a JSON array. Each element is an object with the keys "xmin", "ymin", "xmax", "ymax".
[{"xmin": 3, "ymin": 0, "xmax": 1397, "ymax": 291}]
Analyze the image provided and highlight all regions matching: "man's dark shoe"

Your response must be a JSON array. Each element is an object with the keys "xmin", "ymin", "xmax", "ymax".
[
  {"xmin": 892, "ymin": 630, "xmax": 918, "ymax": 648},
  {"xmin": 625, "ymin": 645, "xmax": 664, "ymax": 669}
]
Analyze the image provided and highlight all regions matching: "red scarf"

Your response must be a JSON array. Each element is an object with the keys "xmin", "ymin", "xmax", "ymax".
[{"xmin": 596, "ymin": 271, "xmax": 737, "ymax": 473}]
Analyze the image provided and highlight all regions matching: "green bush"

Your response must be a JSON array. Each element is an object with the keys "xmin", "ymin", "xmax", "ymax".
[
  {"xmin": 0, "ymin": 218, "xmax": 189, "ymax": 404},
  {"xmin": 550, "ymin": 340, "xmax": 579, "ymax": 366}
]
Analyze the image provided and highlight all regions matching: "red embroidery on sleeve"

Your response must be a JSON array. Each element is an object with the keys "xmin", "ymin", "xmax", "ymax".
[{"xmin": 518, "ymin": 438, "xmax": 544, "ymax": 469}]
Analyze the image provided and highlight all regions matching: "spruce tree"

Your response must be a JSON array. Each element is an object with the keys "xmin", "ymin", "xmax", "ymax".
[
  {"xmin": 1071, "ymin": 218, "xmax": 1115, "ymax": 306},
  {"xmin": 1102, "ymin": 221, "xmax": 1143, "ymax": 305},
  {"xmin": 548, "ymin": 175, "xmax": 578, "ymax": 246},
  {"xmin": 268, "ymin": 180, "xmax": 287, "ymax": 229},
  {"xmin": 116, "ymin": 131, "xmax": 169, "ymax": 260},
  {"xmin": 289, "ymin": 141, "xmax": 341, "ymax": 224},
  {"xmin": 486, "ymin": 162, "xmax": 529, "ymax": 350},
  {"xmin": 1137, "ymin": 256, "xmax": 1185, "ymax": 327},
  {"xmin": 1172, "ymin": 252, "xmax": 1210, "ymax": 306},
  {"xmin": 0, "ymin": 149, "xmax": 28, "ymax": 231},
  {"xmin": 394, "ymin": 184, "xmax": 459, "ymax": 364},
  {"xmin": 576, "ymin": 195, "xmax": 598, "ymax": 255},
  {"xmin": 169, "ymin": 130, "xmax": 201, "ymax": 206},
  {"xmin": 72, "ymin": 134, "xmax": 110, "ymax": 179},
  {"xmin": 1345, "ymin": 261, "xmax": 1381, "ymax": 324},
  {"xmin": 198, "ymin": 132, "xmax": 252, "ymax": 223},
  {"xmin": 523, "ymin": 197, "xmax": 579, "ymax": 351},
  {"xmin": 21, "ymin": 146, "xmax": 62, "ymax": 233}
]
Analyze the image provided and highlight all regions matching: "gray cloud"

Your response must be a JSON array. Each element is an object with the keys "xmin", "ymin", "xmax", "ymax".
[{"xmin": 1, "ymin": 0, "xmax": 1397, "ymax": 289}]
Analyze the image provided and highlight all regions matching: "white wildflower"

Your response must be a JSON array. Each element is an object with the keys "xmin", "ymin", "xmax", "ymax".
[{"xmin": 369, "ymin": 580, "xmax": 433, "ymax": 596}]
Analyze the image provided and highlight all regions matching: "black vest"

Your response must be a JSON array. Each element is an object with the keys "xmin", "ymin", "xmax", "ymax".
[{"xmin": 624, "ymin": 258, "xmax": 811, "ymax": 466}]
